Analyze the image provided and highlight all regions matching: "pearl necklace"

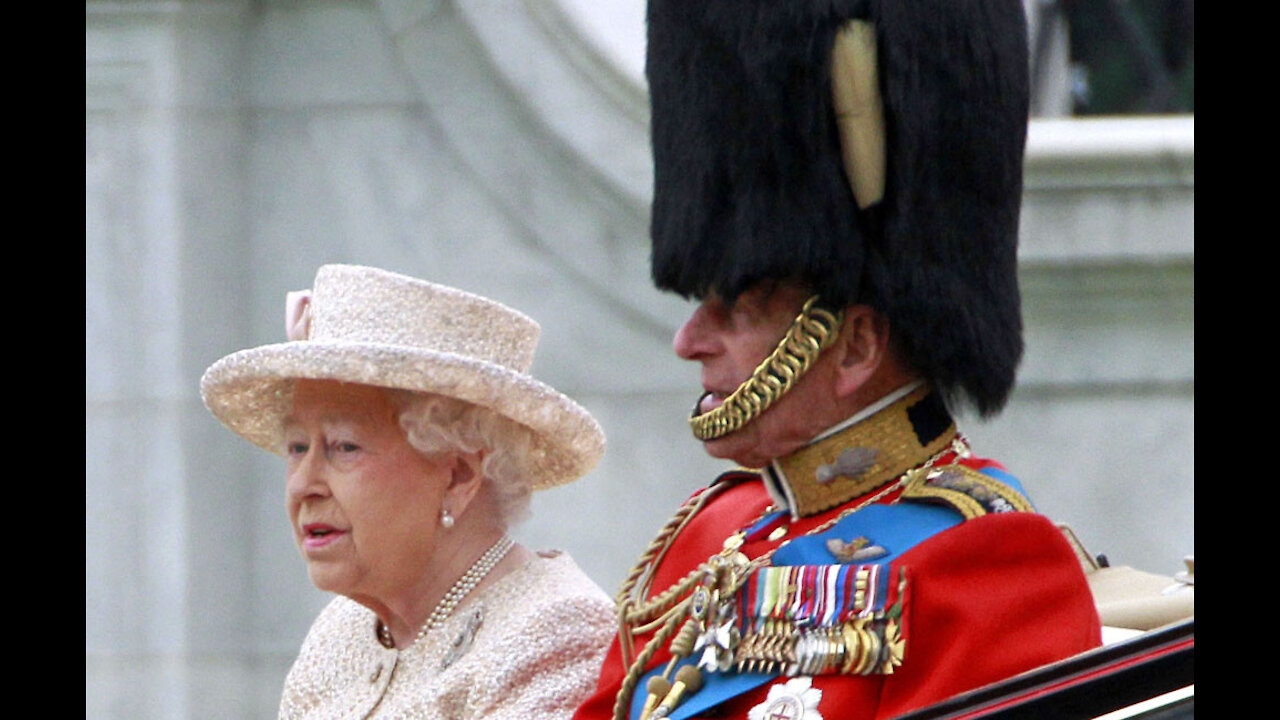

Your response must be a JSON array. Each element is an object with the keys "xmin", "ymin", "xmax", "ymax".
[{"xmin": 377, "ymin": 535, "xmax": 515, "ymax": 649}]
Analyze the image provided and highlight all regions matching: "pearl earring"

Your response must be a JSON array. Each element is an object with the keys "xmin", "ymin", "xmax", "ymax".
[{"xmin": 440, "ymin": 508, "xmax": 455, "ymax": 529}]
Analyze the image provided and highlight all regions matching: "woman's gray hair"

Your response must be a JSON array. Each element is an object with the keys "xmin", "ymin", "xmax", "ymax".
[{"xmin": 386, "ymin": 390, "xmax": 536, "ymax": 527}]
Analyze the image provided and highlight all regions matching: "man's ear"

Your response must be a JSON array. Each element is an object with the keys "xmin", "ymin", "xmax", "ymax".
[
  {"xmin": 444, "ymin": 450, "xmax": 485, "ymax": 519},
  {"xmin": 833, "ymin": 305, "xmax": 891, "ymax": 398}
]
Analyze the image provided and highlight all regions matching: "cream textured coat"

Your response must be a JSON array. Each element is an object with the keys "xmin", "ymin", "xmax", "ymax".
[{"xmin": 280, "ymin": 551, "xmax": 614, "ymax": 719}]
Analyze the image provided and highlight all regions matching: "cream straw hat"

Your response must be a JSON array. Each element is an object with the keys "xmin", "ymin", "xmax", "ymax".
[{"xmin": 200, "ymin": 264, "xmax": 605, "ymax": 490}]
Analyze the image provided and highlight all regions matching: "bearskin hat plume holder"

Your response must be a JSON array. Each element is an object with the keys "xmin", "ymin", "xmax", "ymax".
[{"xmin": 647, "ymin": 0, "xmax": 1030, "ymax": 417}]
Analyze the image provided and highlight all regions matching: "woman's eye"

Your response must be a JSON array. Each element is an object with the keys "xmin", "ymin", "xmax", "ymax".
[
  {"xmin": 286, "ymin": 442, "xmax": 308, "ymax": 456},
  {"xmin": 332, "ymin": 441, "xmax": 361, "ymax": 454}
]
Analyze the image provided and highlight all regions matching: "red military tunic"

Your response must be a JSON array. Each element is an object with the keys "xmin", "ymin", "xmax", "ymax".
[{"xmin": 574, "ymin": 387, "xmax": 1100, "ymax": 720}]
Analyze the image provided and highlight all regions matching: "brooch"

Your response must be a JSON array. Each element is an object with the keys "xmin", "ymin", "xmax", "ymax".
[{"xmin": 440, "ymin": 606, "xmax": 485, "ymax": 670}]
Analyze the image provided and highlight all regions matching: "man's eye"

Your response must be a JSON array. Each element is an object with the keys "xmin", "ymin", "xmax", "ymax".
[
  {"xmin": 332, "ymin": 442, "xmax": 360, "ymax": 453},
  {"xmin": 286, "ymin": 442, "xmax": 308, "ymax": 456}
]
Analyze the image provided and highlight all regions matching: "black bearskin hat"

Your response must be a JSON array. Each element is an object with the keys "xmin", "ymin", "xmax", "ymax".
[{"xmin": 647, "ymin": 0, "xmax": 1030, "ymax": 417}]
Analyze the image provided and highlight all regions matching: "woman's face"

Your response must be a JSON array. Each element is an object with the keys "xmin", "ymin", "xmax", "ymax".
[{"xmin": 283, "ymin": 379, "xmax": 451, "ymax": 603}]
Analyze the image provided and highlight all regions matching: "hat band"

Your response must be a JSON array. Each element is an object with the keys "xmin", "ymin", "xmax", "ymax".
[{"xmin": 689, "ymin": 296, "xmax": 844, "ymax": 441}]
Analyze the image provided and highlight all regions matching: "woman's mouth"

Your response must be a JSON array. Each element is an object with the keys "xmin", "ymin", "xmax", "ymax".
[{"xmin": 301, "ymin": 523, "xmax": 346, "ymax": 549}]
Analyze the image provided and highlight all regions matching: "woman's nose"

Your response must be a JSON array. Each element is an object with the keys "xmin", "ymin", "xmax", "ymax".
[{"xmin": 285, "ymin": 448, "xmax": 328, "ymax": 502}]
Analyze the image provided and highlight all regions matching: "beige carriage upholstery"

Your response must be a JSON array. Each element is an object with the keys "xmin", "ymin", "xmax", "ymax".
[{"xmin": 1057, "ymin": 524, "xmax": 1194, "ymax": 644}]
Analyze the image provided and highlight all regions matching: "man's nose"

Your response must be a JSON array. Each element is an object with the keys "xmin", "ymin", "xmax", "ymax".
[{"xmin": 673, "ymin": 303, "xmax": 716, "ymax": 361}]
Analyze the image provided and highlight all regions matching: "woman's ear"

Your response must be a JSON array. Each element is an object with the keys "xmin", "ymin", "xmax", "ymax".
[
  {"xmin": 443, "ymin": 450, "xmax": 486, "ymax": 518},
  {"xmin": 833, "ymin": 305, "xmax": 891, "ymax": 398}
]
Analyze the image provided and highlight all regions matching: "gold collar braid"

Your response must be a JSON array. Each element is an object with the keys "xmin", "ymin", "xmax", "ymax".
[
  {"xmin": 689, "ymin": 296, "xmax": 845, "ymax": 441},
  {"xmin": 768, "ymin": 384, "xmax": 958, "ymax": 517}
]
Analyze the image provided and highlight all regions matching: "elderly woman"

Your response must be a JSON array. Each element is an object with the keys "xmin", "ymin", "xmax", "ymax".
[{"xmin": 201, "ymin": 264, "xmax": 615, "ymax": 718}]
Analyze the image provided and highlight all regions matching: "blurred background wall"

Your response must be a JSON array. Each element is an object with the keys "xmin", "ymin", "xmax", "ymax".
[{"xmin": 85, "ymin": 1, "xmax": 1193, "ymax": 717}]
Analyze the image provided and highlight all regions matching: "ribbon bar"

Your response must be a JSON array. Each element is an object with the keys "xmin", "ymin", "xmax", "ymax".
[{"xmin": 732, "ymin": 564, "xmax": 907, "ymax": 676}]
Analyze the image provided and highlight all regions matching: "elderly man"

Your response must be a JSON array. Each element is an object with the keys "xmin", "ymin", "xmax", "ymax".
[{"xmin": 573, "ymin": 1, "xmax": 1102, "ymax": 719}]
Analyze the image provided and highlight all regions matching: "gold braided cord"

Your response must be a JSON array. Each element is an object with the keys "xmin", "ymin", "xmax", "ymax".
[
  {"xmin": 690, "ymin": 296, "xmax": 845, "ymax": 441},
  {"xmin": 614, "ymin": 491, "xmax": 708, "ymax": 610},
  {"xmin": 615, "ymin": 485, "xmax": 723, "ymax": 614},
  {"xmin": 612, "ymin": 599, "xmax": 693, "ymax": 720},
  {"xmin": 614, "ymin": 479, "xmax": 739, "ymax": 668}
]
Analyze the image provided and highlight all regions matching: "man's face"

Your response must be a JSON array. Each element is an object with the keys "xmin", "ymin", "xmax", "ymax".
[{"xmin": 673, "ymin": 283, "xmax": 842, "ymax": 467}]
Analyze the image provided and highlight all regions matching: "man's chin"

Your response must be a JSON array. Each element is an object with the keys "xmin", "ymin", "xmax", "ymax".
[{"xmin": 701, "ymin": 430, "xmax": 771, "ymax": 469}]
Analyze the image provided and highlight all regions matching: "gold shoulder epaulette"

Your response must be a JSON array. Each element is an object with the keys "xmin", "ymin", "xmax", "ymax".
[{"xmin": 899, "ymin": 464, "xmax": 1033, "ymax": 520}]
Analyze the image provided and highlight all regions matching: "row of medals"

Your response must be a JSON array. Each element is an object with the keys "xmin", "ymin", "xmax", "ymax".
[{"xmin": 686, "ymin": 534, "xmax": 903, "ymax": 678}]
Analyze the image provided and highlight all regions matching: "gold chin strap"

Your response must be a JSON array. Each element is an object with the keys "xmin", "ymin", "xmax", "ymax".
[{"xmin": 689, "ymin": 296, "xmax": 845, "ymax": 441}]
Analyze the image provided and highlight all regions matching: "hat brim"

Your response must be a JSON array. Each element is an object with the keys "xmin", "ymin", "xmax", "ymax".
[{"xmin": 200, "ymin": 340, "xmax": 604, "ymax": 490}]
